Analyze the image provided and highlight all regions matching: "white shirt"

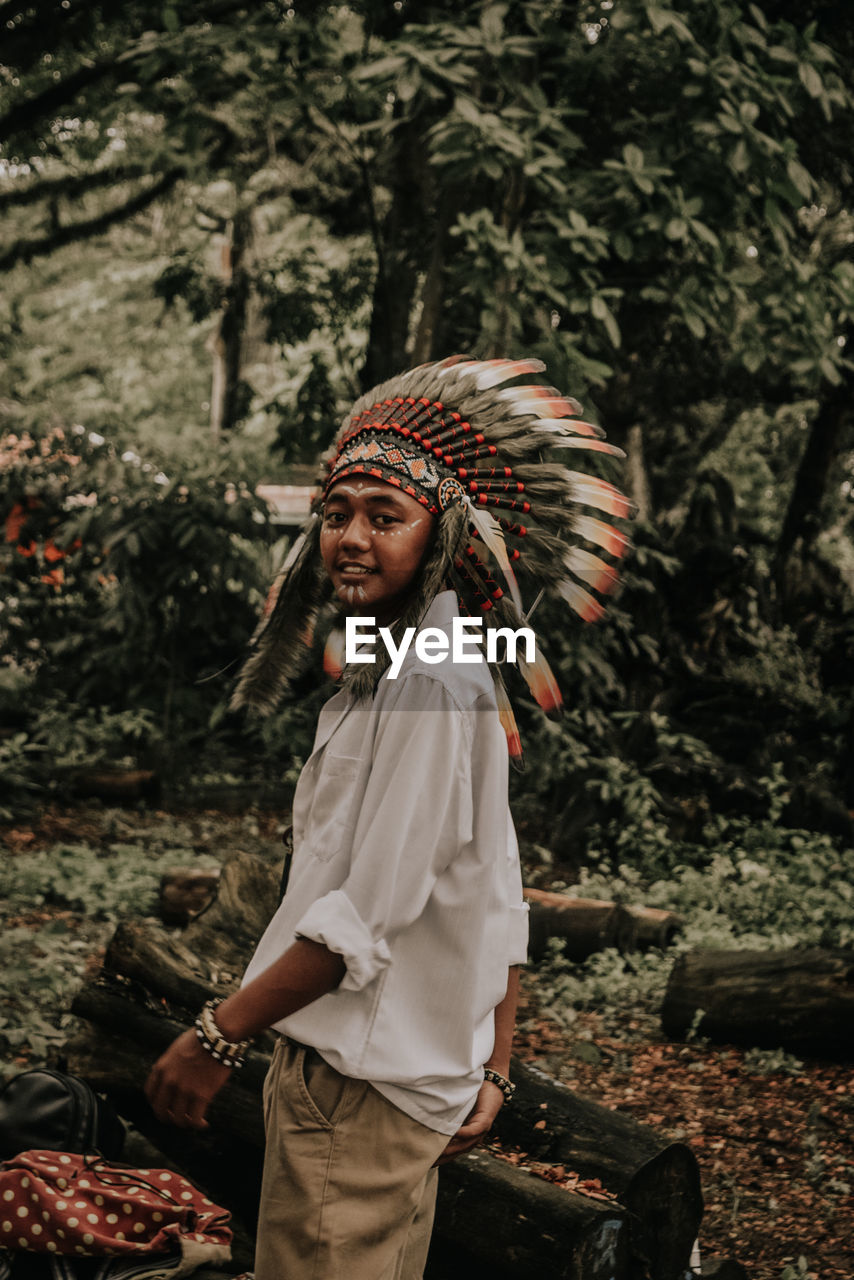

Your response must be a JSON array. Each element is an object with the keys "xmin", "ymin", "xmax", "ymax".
[{"xmin": 242, "ymin": 591, "xmax": 528, "ymax": 1135}]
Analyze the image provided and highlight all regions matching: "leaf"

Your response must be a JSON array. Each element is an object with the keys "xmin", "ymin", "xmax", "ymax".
[
  {"xmin": 623, "ymin": 143, "xmax": 644, "ymax": 172},
  {"xmin": 729, "ymin": 139, "xmax": 749, "ymax": 173},
  {"xmin": 613, "ymin": 231, "xmax": 633, "ymax": 261},
  {"xmin": 786, "ymin": 158, "xmax": 813, "ymax": 199},
  {"xmin": 591, "ymin": 296, "xmax": 621, "ymax": 348},
  {"xmin": 768, "ymin": 44, "xmax": 798, "ymax": 64},
  {"xmin": 480, "ymin": 4, "xmax": 507, "ymax": 46},
  {"xmin": 350, "ymin": 54, "xmax": 406, "ymax": 82},
  {"xmin": 819, "ymin": 356, "xmax": 842, "ymax": 384},
  {"xmin": 798, "ymin": 63, "xmax": 823, "ymax": 99},
  {"xmin": 691, "ymin": 219, "xmax": 720, "ymax": 249}
]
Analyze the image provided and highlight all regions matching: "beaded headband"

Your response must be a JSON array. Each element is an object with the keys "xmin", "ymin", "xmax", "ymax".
[{"xmin": 231, "ymin": 355, "xmax": 630, "ymax": 760}]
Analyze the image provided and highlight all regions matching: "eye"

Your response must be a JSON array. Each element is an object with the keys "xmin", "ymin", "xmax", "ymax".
[
  {"xmin": 373, "ymin": 513, "xmax": 400, "ymax": 526},
  {"xmin": 323, "ymin": 509, "xmax": 347, "ymax": 525}
]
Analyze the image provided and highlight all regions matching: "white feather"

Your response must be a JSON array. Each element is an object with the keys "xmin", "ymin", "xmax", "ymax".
[{"xmin": 464, "ymin": 496, "xmax": 523, "ymax": 616}]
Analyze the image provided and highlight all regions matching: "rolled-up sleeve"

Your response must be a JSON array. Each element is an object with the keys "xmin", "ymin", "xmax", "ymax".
[
  {"xmin": 294, "ymin": 889, "xmax": 392, "ymax": 990},
  {"xmin": 293, "ymin": 673, "xmax": 473, "ymax": 990}
]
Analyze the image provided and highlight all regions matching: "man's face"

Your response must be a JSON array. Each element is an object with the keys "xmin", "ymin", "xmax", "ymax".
[{"xmin": 320, "ymin": 477, "xmax": 435, "ymax": 624}]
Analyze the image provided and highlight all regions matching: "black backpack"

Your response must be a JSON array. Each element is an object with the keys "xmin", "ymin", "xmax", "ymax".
[{"xmin": 0, "ymin": 1069, "xmax": 125, "ymax": 1161}]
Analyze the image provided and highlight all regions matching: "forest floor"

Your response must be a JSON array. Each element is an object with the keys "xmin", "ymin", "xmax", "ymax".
[
  {"xmin": 1, "ymin": 803, "xmax": 852, "ymax": 1280},
  {"xmin": 514, "ymin": 988, "xmax": 853, "ymax": 1280}
]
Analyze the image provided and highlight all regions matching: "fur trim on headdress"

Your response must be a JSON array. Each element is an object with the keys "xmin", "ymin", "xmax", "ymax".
[
  {"xmin": 229, "ymin": 513, "xmax": 329, "ymax": 713},
  {"xmin": 231, "ymin": 356, "xmax": 630, "ymax": 756}
]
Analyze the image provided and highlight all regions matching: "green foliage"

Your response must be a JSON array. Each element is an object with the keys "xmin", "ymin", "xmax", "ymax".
[
  {"xmin": 531, "ymin": 810, "xmax": 854, "ymax": 1029},
  {"xmin": 743, "ymin": 1046, "xmax": 804, "ymax": 1076},
  {"xmin": 1, "ymin": 0, "xmax": 853, "ymax": 831},
  {"xmin": 1, "ymin": 841, "xmax": 216, "ymax": 921},
  {"xmin": 0, "ymin": 421, "xmax": 287, "ymax": 791},
  {"xmin": 780, "ymin": 1257, "xmax": 811, "ymax": 1280},
  {"xmin": 0, "ymin": 832, "xmax": 221, "ymax": 1072},
  {"xmin": 1, "ymin": 425, "xmax": 273, "ymax": 697}
]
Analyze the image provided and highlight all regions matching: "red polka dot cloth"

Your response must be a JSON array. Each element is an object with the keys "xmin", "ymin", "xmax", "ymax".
[{"xmin": 0, "ymin": 1150, "xmax": 231, "ymax": 1277}]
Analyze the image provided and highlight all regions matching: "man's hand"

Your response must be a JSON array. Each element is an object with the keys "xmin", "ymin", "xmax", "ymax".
[
  {"xmin": 144, "ymin": 1029, "xmax": 231, "ymax": 1130},
  {"xmin": 435, "ymin": 1079, "xmax": 505, "ymax": 1166}
]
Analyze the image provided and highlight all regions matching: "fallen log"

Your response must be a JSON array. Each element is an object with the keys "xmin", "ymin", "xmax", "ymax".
[
  {"xmin": 68, "ymin": 850, "xmax": 702, "ymax": 1280},
  {"xmin": 523, "ymin": 888, "xmax": 681, "ymax": 960},
  {"xmin": 495, "ymin": 1058, "xmax": 703, "ymax": 1280},
  {"xmin": 159, "ymin": 868, "xmax": 221, "ymax": 925},
  {"xmin": 432, "ymin": 1147, "xmax": 629, "ymax": 1280},
  {"xmin": 661, "ymin": 947, "xmax": 854, "ymax": 1057},
  {"xmin": 69, "ymin": 975, "xmax": 632, "ymax": 1280},
  {"xmin": 524, "ymin": 889, "xmax": 635, "ymax": 960},
  {"xmin": 69, "ymin": 767, "xmax": 161, "ymax": 803},
  {"xmin": 626, "ymin": 903, "xmax": 682, "ymax": 950}
]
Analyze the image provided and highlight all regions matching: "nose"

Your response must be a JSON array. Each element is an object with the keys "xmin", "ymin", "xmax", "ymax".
[{"xmin": 339, "ymin": 512, "xmax": 372, "ymax": 551}]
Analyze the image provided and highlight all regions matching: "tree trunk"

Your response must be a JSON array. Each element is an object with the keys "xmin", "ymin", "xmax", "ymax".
[
  {"xmin": 775, "ymin": 349, "xmax": 853, "ymax": 597},
  {"xmin": 360, "ymin": 122, "xmax": 427, "ymax": 389},
  {"xmin": 411, "ymin": 191, "xmax": 455, "ymax": 365},
  {"xmin": 209, "ymin": 204, "xmax": 253, "ymax": 437},
  {"xmin": 662, "ymin": 948, "xmax": 854, "ymax": 1057},
  {"xmin": 626, "ymin": 423, "xmax": 652, "ymax": 523},
  {"xmin": 486, "ymin": 166, "xmax": 527, "ymax": 359}
]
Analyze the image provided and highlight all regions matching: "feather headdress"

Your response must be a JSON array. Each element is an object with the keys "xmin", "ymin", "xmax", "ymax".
[{"xmin": 231, "ymin": 356, "xmax": 629, "ymax": 760}]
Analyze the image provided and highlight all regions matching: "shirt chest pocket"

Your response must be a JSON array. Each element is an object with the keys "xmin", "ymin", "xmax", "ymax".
[{"xmin": 302, "ymin": 751, "xmax": 364, "ymax": 863}]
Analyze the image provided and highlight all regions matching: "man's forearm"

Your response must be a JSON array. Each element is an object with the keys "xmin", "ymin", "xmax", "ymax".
[
  {"xmin": 486, "ymin": 965, "xmax": 520, "ymax": 1076},
  {"xmin": 213, "ymin": 938, "xmax": 346, "ymax": 1043}
]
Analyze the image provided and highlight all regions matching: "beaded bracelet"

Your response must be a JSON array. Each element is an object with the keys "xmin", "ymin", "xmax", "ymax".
[
  {"xmin": 483, "ymin": 1067, "xmax": 516, "ymax": 1104},
  {"xmin": 194, "ymin": 998, "xmax": 252, "ymax": 1069}
]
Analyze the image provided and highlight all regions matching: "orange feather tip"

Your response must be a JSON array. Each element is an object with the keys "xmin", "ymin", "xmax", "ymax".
[
  {"xmin": 573, "ymin": 514, "xmax": 630, "ymax": 559},
  {"xmin": 548, "ymin": 437, "xmax": 626, "ymax": 458},
  {"xmin": 443, "ymin": 358, "xmax": 547, "ymax": 390},
  {"xmin": 473, "ymin": 358, "xmax": 546, "ymax": 390},
  {"xmin": 323, "ymin": 629, "xmax": 345, "ymax": 680},
  {"xmin": 519, "ymin": 650, "xmax": 564, "ymax": 717},
  {"xmin": 494, "ymin": 681, "xmax": 523, "ymax": 760},
  {"xmin": 567, "ymin": 473, "xmax": 632, "ymax": 520},
  {"xmin": 558, "ymin": 579, "xmax": 607, "ymax": 624},
  {"xmin": 564, "ymin": 548, "xmax": 620, "ymax": 596},
  {"xmin": 535, "ymin": 416, "xmax": 602, "ymax": 439},
  {"xmin": 499, "ymin": 392, "xmax": 585, "ymax": 420}
]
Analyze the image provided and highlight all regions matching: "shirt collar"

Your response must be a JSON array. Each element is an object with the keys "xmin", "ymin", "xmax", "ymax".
[{"xmin": 418, "ymin": 589, "xmax": 459, "ymax": 630}]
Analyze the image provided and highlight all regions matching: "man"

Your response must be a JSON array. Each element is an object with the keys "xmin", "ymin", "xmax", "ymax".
[{"xmin": 146, "ymin": 354, "xmax": 627, "ymax": 1279}]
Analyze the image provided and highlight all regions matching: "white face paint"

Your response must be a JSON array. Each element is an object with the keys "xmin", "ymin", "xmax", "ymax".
[{"xmin": 372, "ymin": 515, "xmax": 425, "ymax": 539}]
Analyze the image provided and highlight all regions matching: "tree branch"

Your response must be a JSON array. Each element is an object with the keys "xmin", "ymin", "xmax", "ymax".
[
  {"xmin": 0, "ymin": 162, "xmax": 149, "ymax": 211},
  {"xmin": 0, "ymin": 167, "xmax": 185, "ymax": 272},
  {"xmin": 0, "ymin": 1, "xmax": 251, "ymax": 143}
]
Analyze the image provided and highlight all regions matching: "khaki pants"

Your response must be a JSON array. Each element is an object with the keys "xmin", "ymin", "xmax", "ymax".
[{"xmin": 255, "ymin": 1038, "xmax": 449, "ymax": 1280}]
